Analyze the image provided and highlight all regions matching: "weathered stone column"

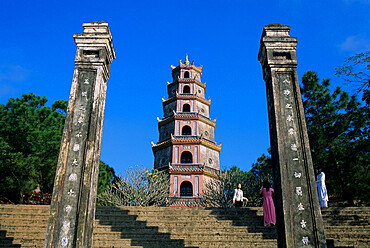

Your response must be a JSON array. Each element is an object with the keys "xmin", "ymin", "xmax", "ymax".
[
  {"xmin": 45, "ymin": 21, "xmax": 115, "ymax": 248},
  {"xmin": 258, "ymin": 24, "xmax": 326, "ymax": 247}
]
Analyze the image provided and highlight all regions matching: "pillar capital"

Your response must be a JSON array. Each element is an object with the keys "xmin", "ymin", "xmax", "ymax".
[
  {"xmin": 73, "ymin": 21, "xmax": 115, "ymax": 80},
  {"xmin": 258, "ymin": 24, "xmax": 298, "ymax": 82}
]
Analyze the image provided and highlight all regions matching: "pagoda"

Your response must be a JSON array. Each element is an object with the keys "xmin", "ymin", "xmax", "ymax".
[{"xmin": 152, "ymin": 55, "xmax": 222, "ymax": 205}]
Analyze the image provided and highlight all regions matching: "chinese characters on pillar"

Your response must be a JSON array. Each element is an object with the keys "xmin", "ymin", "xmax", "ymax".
[
  {"xmin": 59, "ymin": 71, "xmax": 95, "ymax": 247},
  {"xmin": 281, "ymin": 74, "xmax": 310, "ymax": 246}
]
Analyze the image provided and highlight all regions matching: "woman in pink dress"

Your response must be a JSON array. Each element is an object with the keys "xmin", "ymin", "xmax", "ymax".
[{"xmin": 259, "ymin": 181, "xmax": 276, "ymax": 226}]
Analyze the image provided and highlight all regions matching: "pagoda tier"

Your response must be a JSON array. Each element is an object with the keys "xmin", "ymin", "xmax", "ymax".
[{"xmin": 152, "ymin": 55, "xmax": 221, "ymax": 202}]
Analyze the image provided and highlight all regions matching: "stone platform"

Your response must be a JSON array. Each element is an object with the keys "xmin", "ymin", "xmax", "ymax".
[{"xmin": 0, "ymin": 205, "xmax": 369, "ymax": 247}]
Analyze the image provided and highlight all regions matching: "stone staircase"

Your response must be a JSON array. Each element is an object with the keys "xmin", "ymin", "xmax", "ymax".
[
  {"xmin": 0, "ymin": 205, "xmax": 368, "ymax": 248},
  {"xmin": 322, "ymin": 207, "xmax": 370, "ymax": 248}
]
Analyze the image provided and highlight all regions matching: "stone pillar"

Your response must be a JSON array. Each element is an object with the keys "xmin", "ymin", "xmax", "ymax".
[
  {"xmin": 44, "ymin": 21, "xmax": 115, "ymax": 248},
  {"xmin": 258, "ymin": 24, "xmax": 326, "ymax": 247}
]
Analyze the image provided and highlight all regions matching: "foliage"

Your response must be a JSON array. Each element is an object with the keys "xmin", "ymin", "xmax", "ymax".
[
  {"xmin": 0, "ymin": 93, "xmax": 67, "ymax": 203},
  {"xmin": 203, "ymin": 160, "xmax": 272, "ymax": 208},
  {"xmin": 97, "ymin": 166, "xmax": 170, "ymax": 207},
  {"xmin": 335, "ymin": 51, "xmax": 370, "ymax": 106},
  {"xmin": 0, "ymin": 93, "xmax": 117, "ymax": 204},
  {"xmin": 246, "ymin": 152, "xmax": 273, "ymax": 206},
  {"xmin": 98, "ymin": 161, "xmax": 117, "ymax": 195},
  {"xmin": 203, "ymin": 167, "xmax": 246, "ymax": 207},
  {"xmin": 301, "ymin": 71, "xmax": 370, "ymax": 205}
]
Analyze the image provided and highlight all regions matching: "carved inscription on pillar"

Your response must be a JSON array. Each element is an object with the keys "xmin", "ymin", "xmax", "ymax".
[
  {"xmin": 55, "ymin": 70, "xmax": 95, "ymax": 247},
  {"xmin": 277, "ymin": 73, "xmax": 318, "ymax": 246}
]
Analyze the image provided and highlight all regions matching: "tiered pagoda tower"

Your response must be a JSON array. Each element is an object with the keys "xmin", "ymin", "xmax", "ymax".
[{"xmin": 152, "ymin": 55, "xmax": 221, "ymax": 205}]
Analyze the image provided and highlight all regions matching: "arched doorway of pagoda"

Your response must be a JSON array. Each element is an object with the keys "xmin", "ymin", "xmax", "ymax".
[
  {"xmin": 180, "ymin": 151, "xmax": 193, "ymax": 163},
  {"xmin": 180, "ymin": 181, "xmax": 193, "ymax": 196},
  {"xmin": 182, "ymin": 125, "xmax": 191, "ymax": 135},
  {"xmin": 183, "ymin": 104, "xmax": 191, "ymax": 112},
  {"xmin": 184, "ymin": 71, "xmax": 190, "ymax": 78},
  {"xmin": 183, "ymin": 85, "xmax": 190, "ymax": 93}
]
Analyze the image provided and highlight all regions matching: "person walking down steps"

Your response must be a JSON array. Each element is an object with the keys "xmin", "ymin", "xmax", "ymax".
[
  {"xmin": 233, "ymin": 183, "xmax": 249, "ymax": 208},
  {"xmin": 259, "ymin": 181, "xmax": 276, "ymax": 226}
]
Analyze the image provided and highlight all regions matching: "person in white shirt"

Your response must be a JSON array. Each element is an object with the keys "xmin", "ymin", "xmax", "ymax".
[
  {"xmin": 316, "ymin": 168, "xmax": 328, "ymax": 208},
  {"xmin": 233, "ymin": 183, "xmax": 249, "ymax": 208}
]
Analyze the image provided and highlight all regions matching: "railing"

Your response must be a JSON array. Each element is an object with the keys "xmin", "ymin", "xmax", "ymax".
[
  {"xmin": 170, "ymin": 163, "xmax": 221, "ymax": 175},
  {"xmin": 172, "ymin": 135, "xmax": 216, "ymax": 144},
  {"xmin": 178, "ymin": 93, "xmax": 196, "ymax": 96},
  {"xmin": 204, "ymin": 166, "xmax": 221, "ymax": 175},
  {"xmin": 176, "ymin": 78, "xmax": 202, "ymax": 84},
  {"xmin": 168, "ymin": 196, "xmax": 206, "ymax": 206},
  {"xmin": 171, "ymin": 163, "xmax": 204, "ymax": 171},
  {"xmin": 174, "ymin": 112, "xmax": 211, "ymax": 121},
  {"xmin": 172, "ymin": 135, "xmax": 200, "ymax": 140}
]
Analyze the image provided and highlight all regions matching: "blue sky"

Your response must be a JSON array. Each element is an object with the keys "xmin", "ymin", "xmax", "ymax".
[{"xmin": 0, "ymin": 0, "xmax": 369, "ymax": 174}]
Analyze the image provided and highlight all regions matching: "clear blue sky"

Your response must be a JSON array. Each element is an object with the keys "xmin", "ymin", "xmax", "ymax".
[{"xmin": 0, "ymin": 0, "xmax": 369, "ymax": 174}]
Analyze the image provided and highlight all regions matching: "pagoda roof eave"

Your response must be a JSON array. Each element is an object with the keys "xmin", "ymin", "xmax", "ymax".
[
  {"xmin": 162, "ymin": 95, "xmax": 211, "ymax": 106},
  {"xmin": 152, "ymin": 136, "xmax": 221, "ymax": 152},
  {"xmin": 171, "ymin": 64, "xmax": 203, "ymax": 74},
  {"xmin": 158, "ymin": 114, "xmax": 216, "ymax": 127},
  {"xmin": 167, "ymin": 79, "xmax": 206, "ymax": 89}
]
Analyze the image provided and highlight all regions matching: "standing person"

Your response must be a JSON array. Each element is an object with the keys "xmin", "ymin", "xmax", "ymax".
[
  {"xmin": 233, "ymin": 183, "xmax": 248, "ymax": 208},
  {"xmin": 259, "ymin": 181, "xmax": 276, "ymax": 226},
  {"xmin": 316, "ymin": 168, "xmax": 328, "ymax": 208}
]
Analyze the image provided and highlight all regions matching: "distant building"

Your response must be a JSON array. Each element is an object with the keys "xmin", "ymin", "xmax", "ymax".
[{"xmin": 152, "ymin": 55, "xmax": 222, "ymax": 205}]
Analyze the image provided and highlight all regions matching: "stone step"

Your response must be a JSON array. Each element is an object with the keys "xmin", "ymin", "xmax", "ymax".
[
  {"xmin": 96, "ymin": 207, "xmax": 264, "ymax": 214},
  {"xmin": 184, "ymin": 240, "xmax": 278, "ymax": 248},
  {"xmin": 326, "ymin": 238, "xmax": 370, "ymax": 248},
  {"xmin": 0, "ymin": 205, "xmax": 49, "ymax": 213},
  {"xmin": 0, "ymin": 219, "xmax": 47, "ymax": 225},
  {"xmin": 94, "ymin": 225, "xmax": 277, "ymax": 234},
  {"xmin": 324, "ymin": 226, "xmax": 370, "ymax": 232},
  {"xmin": 96, "ymin": 211, "xmax": 265, "ymax": 218},
  {"xmin": 92, "ymin": 238, "xmax": 192, "ymax": 248},
  {"xmin": 322, "ymin": 214, "xmax": 369, "ymax": 220},
  {"xmin": 0, "ymin": 238, "xmax": 42, "ymax": 247},
  {"xmin": 325, "ymin": 231, "xmax": 370, "ymax": 239},
  {"xmin": 92, "ymin": 239, "xmax": 277, "ymax": 248},
  {"xmin": 322, "ymin": 207, "xmax": 370, "ymax": 212},
  {"xmin": 95, "ymin": 220, "xmax": 261, "ymax": 228},
  {"xmin": 323, "ymin": 219, "xmax": 369, "ymax": 226},
  {"xmin": 95, "ymin": 213, "xmax": 262, "ymax": 219},
  {"xmin": 2, "ymin": 227, "xmax": 276, "ymax": 237},
  {"xmin": 95, "ymin": 217, "xmax": 262, "ymax": 225},
  {"xmin": 91, "ymin": 231, "xmax": 277, "ymax": 240},
  {"xmin": 96, "ymin": 212, "xmax": 264, "ymax": 218}
]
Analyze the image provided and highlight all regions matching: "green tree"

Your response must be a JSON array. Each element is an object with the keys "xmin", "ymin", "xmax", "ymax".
[
  {"xmin": 203, "ymin": 166, "xmax": 249, "ymax": 207},
  {"xmin": 0, "ymin": 93, "xmax": 66, "ymax": 203},
  {"xmin": 335, "ymin": 51, "xmax": 370, "ymax": 106},
  {"xmin": 203, "ymin": 160, "xmax": 273, "ymax": 208},
  {"xmin": 98, "ymin": 161, "xmax": 117, "ymax": 195},
  {"xmin": 0, "ymin": 93, "xmax": 117, "ymax": 203},
  {"xmin": 246, "ymin": 151, "xmax": 273, "ymax": 206},
  {"xmin": 301, "ymin": 71, "xmax": 370, "ymax": 205}
]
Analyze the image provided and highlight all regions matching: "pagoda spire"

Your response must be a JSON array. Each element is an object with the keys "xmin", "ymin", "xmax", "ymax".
[{"xmin": 185, "ymin": 54, "xmax": 190, "ymax": 65}]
